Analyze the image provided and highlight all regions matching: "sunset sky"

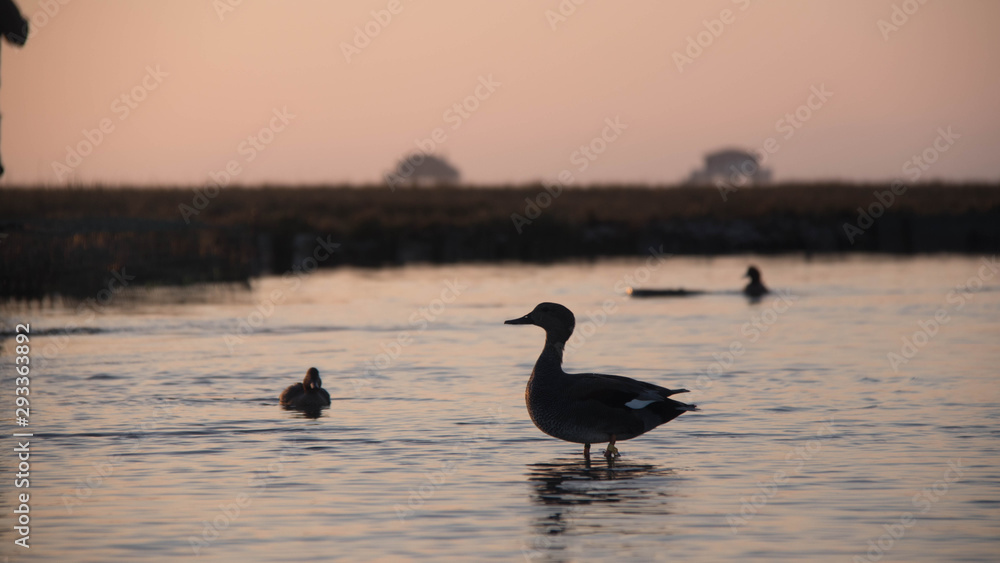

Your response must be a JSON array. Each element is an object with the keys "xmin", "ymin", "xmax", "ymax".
[{"xmin": 1, "ymin": 0, "xmax": 998, "ymax": 186}]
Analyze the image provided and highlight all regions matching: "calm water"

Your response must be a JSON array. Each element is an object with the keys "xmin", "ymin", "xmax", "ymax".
[{"xmin": 2, "ymin": 255, "xmax": 998, "ymax": 562}]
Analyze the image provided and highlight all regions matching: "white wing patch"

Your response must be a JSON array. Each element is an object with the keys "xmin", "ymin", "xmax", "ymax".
[{"xmin": 625, "ymin": 398, "xmax": 656, "ymax": 409}]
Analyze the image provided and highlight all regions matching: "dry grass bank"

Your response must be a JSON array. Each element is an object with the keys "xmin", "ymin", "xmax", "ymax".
[{"xmin": 2, "ymin": 182, "xmax": 998, "ymax": 231}]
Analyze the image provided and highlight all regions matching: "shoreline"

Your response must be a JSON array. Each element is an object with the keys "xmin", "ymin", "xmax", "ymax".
[{"xmin": 2, "ymin": 183, "xmax": 998, "ymax": 300}]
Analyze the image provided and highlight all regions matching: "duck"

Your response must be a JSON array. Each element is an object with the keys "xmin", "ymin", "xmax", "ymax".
[
  {"xmin": 505, "ymin": 302, "xmax": 697, "ymax": 460},
  {"xmin": 743, "ymin": 265, "xmax": 769, "ymax": 298},
  {"xmin": 279, "ymin": 367, "xmax": 331, "ymax": 410}
]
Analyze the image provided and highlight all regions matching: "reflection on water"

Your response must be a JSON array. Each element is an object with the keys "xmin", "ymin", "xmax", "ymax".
[
  {"xmin": 281, "ymin": 404, "xmax": 327, "ymax": 419},
  {"xmin": 525, "ymin": 458, "xmax": 679, "ymax": 560},
  {"xmin": 1, "ymin": 256, "xmax": 997, "ymax": 562}
]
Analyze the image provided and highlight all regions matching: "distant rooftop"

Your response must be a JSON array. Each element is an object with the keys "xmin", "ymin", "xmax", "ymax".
[{"xmin": 688, "ymin": 148, "xmax": 771, "ymax": 186}]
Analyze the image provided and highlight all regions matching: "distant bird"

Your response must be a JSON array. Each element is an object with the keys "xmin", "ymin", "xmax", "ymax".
[
  {"xmin": 505, "ymin": 302, "xmax": 697, "ymax": 460},
  {"xmin": 279, "ymin": 367, "xmax": 331, "ymax": 411},
  {"xmin": 743, "ymin": 265, "xmax": 769, "ymax": 298}
]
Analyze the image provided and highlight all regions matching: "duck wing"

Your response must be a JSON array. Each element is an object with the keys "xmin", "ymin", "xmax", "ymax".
[
  {"xmin": 573, "ymin": 372, "xmax": 697, "ymax": 418},
  {"xmin": 545, "ymin": 372, "xmax": 695, "ymax": 439},
  {"xmin": 279, "ymin": 382, "xmax": 305, "ymax": 405},
  {"xmin": 577, "ymin": 372, "xmax": 691, "ymax": 400}
]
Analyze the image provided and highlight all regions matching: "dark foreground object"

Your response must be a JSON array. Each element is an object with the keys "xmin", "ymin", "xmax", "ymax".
[{"xmin": 505, "ymin": 302, "xmax": 697, "ymax": 460}]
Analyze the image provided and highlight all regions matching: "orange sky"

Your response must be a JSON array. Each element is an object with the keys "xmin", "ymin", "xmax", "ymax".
[{"xmin": 1, "ymin": 0, "xmax": 998, "ymax": 186}]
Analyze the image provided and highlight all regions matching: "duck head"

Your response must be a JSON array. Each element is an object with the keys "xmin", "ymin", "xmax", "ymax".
[
  {"xmin": 744, "ymin": 265, "xmax": 762, "ymax": 283},
  {"xmin": 505, "ymin": 302, "xmax": 576, "ymax": 343},
  {"xmin": 303, "ymin": 367, "xmax": 322, "ymax": 391}
]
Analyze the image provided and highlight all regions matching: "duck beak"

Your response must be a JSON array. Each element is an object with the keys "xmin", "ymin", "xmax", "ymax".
[{"xmin": 504, "ymin": 314, "xmax": 533, "ymax": 325}]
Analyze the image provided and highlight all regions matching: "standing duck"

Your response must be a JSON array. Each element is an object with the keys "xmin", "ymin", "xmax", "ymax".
[
  {"xmin": 279, "ymin": 367, "xmax": 331, "ymax": 410},
  {"xmin": 743, "ymin": 265, "xmax": 769, "ymax": 298},
  {"xmin": 505, "ymin": 303, "xmax": 697, "ymax": 459}
]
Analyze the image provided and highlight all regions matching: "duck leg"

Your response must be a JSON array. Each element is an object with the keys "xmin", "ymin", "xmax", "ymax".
[
  {"xmin": 583, "ymin": 443, "xmax": 591, "ymax": 459},
  {"xmin": 604, "ymin": 435, "xmax": 620, "ymax": 459}
]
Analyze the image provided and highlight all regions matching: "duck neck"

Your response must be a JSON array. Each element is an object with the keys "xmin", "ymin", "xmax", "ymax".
[{"xmin": 535, "ymin": 335, "xmax": 566, "ymax": 374}]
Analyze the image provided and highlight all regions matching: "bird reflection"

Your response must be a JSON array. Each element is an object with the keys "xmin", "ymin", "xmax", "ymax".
[
  {"xmin": 281, "ymin": 405, "xmax": 325, "ymax": 419},
  {"xmin": 523, "ymin": 457, "xmax": 679, "ymax": 560}
]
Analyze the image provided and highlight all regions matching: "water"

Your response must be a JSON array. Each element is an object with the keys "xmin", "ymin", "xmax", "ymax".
[{"xmin": 2, "ymin": 255, "xmax": 998, "ymax": 562}]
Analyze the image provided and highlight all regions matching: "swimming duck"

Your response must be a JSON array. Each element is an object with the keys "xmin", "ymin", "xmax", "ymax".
[
  {"xmin": 505, "ymin": 303, "xmax": 697, "ymax": 459},
  {"xmin": 743, "ymin": 265, "xmax": 769, "ymax": 298},
  {"xmin": 279, "ymin": 367, "xmax": 331, "ymax": 410}
]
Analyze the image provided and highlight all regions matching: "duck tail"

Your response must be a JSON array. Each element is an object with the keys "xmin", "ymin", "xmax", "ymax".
[
  {"xmin": 672, "ymin": 398, "xmax": 698, "ymax": 412},
  {"xmin": 652, "ymin": 397, "xmax": 698, "ymax": 423}
]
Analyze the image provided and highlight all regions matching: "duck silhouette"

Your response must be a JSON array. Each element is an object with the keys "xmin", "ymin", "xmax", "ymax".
[
  {"xmin": 743, "ymin": 265, "xmax": 769, "ymax": 298},
  {"xmin": 505, "ymin": 303, "xmax": 697, "ymax": 459},
  {"xmin": 279, "ymin": 367, "xmax": 331, "ymax": 411}
]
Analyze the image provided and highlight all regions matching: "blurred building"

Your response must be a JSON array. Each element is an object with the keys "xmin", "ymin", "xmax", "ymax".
[{"xmin": 687, "ymin": 148, "xmax": 771, "ymax": 186}]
